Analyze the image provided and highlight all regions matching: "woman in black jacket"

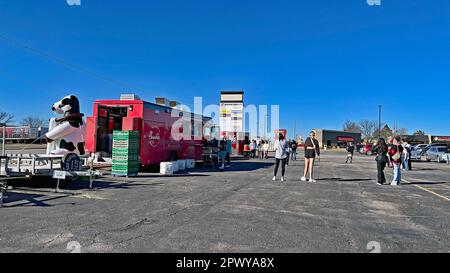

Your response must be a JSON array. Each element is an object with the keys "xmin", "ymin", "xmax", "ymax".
[{"xmin": 372, "ymin": 138, "xmax": 389, "ymax": 185}]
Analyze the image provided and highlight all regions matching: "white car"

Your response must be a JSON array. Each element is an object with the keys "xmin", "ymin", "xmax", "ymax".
[
  {"xmin": 443, "ymin": 153, "xmax": 450, "ymax": 163},
  {"xmin": 425, "ymin": 146, "xmax": 449, "ymax": 163}
]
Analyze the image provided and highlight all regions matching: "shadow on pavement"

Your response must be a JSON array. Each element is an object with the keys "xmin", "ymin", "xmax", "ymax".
[
  {"xmin": 403, "ymin": 181, "xmax": 449, "ymax": 186},
  {"xmin": 2, "ymin": 192, "xmax": 74, "ymax": 208},
  {"xmin": 317, "ymin": 178, "xmax": 374, "ymax": 182},
  {"xmin": 193, "ymin": 161, "xmax": 274, "ymax": 173}
]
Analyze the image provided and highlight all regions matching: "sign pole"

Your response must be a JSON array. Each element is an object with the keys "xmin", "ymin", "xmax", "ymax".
[
  {"xmin": 53, "ymin": 171, "xmax": 66, "ymax": 193},
  {"xmin": 2, "ymin": 126, "xmax": 6, "ymax": 157},
  {"xmin": 55, "ymin": 179, "xmax": 60, "ymax": 193}
]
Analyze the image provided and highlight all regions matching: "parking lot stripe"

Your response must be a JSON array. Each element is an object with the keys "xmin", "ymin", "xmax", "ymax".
[{"xmin": 403, "ymin": 179, "xmax": 450, "ymax": 203}]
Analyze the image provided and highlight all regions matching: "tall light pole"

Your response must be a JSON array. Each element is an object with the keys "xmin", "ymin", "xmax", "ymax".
[
  {"xmin": 294, "ymin": 120, "xmax": 297, "ymax": 141},
  {"xmin": 264, "ymin": 114, "xmax": 267, "ymax": 140},
  {"xmin": 378, "ymin": 106, "xmax": 382, "ymax": 139}
]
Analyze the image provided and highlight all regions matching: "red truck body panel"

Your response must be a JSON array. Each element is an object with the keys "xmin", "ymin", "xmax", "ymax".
[{"xmin": 85, "ymin": 99, "xmax": 208, "ymax": 167}]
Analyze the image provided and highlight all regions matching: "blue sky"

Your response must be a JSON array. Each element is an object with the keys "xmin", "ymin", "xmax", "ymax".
[{"xmin": 1, "ymin": 0, "xmax": 449, "ymax": 138}]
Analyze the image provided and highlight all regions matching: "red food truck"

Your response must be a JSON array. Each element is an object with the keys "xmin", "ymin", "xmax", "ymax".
[{"xmin": 85, "ymin": 95, "xmax": 213, "ymax": 167}]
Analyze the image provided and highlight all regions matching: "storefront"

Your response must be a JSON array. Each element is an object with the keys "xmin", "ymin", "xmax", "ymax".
[{"xmin": 314, "ymin": 129, "xmax": 362, "ymax": 149}]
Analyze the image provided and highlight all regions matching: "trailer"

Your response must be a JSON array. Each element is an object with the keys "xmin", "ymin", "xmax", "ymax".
[{"xmin": 85, "ymin": 95, "xmax": 213, "ymax": 168}]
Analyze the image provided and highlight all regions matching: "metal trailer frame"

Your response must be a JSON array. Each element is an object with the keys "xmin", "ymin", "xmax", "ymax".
[
  {"xmin": 1, "ymin": 154, "xmax": 68, "ymax": 177},
  {"xmin": 0, "ymin": 154, "xmax": 102, "ymax": 207}
]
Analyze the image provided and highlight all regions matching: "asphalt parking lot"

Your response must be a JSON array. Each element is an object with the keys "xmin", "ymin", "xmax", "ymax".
[{"xmin": 0, "ymin": 151, "xmax": 449, "ymax": 253}]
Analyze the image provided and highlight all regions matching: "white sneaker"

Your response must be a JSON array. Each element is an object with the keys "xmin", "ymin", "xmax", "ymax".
[
  {"xmin": 281, "ymin": 177, "xmax": 285, "ymax": 182},
  {"xmin": 300, "ymin": 176, "xmax": 307, "ymax": 182},
  {"xmin": 391, "ymin": 182, "xmax": 400, "ymax": 187},
  {"xmin": 272, "ymin": 176, "xmax": 277, "ymax": 181},
  {"xmin": 309, "ymin": 179, "xmax": 317, "ymax": 183}
]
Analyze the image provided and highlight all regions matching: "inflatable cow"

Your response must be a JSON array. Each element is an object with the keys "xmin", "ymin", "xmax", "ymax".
[{"xmin": 46, "ymin": 95, "xmax": 86, "ymax": 158}]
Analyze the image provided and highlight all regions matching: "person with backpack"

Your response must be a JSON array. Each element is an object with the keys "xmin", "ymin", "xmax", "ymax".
[
  {"xmin": 273, "ymin": 133, "xmax": 288, "ymax": 182},
  {"xmin": 345, "ymin": 142, "xmax": 355, "ymax": 164},
  {"xmin": 372, "ymin": 138, "xmax": 389, "ymax": 185},
  {"xmin": 301, "ymin": 131, "xmax": 320, "ymax": 183},
  {"xmin": 389, "ymin": 136, "xmax": 404, "ymax": 186},
  {"xmin": 291, "ymin": 140, "xmax": 298, "ymax": 161}
]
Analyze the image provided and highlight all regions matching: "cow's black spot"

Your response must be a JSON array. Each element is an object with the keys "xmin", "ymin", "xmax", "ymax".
[
  {"xmin": 69, "ymin": 119, "xmax": 82, "ymax": 128},
  {"xmin": 78, "ymin": 142, "xmax": 86, "ymax": 155},
  {"xmin": 60, "ymin": 140, "xmax": 76, "ymax": 152}
]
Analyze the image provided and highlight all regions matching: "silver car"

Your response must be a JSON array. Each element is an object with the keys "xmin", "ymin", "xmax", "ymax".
[
  {"xmin": 425, "ymin": 146, "xmax": 449, "ymax": 163},
  {"xmin": 414, "ymin": 144, "xmax": 429, "ymax": 156},
  {"xmin": 410, "ymin": 147, "xmax": 422, "ymax": 161}
]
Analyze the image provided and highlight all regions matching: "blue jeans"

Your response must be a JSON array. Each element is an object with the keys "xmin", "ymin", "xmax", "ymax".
[
  {"xmin": 291, "ymin": 150, "xmax": 297, "ymax": 161},
  {"xmin": 402, "ymin": 158, "xmax": 410, "ymax": 171},
  {"xmin": 392, "ymin": 164, "xmax": 401, "ymax": 185}
]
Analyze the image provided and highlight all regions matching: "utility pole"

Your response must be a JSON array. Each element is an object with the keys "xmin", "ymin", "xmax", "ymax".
[
  {"xmin": 294, "ymin": 120, "xmax": 297, "ymax": 141},
  {"xmin": 264, "ymin": 114, "xmax": 267, "ymax": 140},
  {"xmin": 378, "ymin": 106, "xmax": 382, "ymax": 139},
  {"xmin": 2, "ymin": 126, "xmax": 5, "ymax": 157}
]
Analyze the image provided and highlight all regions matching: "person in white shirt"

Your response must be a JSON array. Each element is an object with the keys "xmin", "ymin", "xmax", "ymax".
[{"xmin": 273, "ymin": 133, "xmax": 288, "ymax": 182}]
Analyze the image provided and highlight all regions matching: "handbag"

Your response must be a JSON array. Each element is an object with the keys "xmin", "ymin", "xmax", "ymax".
[{"xmin": 391, "ymin": 145, "xmax": 401, "ymax": 161}]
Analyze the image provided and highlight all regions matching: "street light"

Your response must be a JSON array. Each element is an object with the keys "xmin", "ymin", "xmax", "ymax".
[{"xmin": 378, "ymin": 106, "xmax": 382, "ymax": 139}]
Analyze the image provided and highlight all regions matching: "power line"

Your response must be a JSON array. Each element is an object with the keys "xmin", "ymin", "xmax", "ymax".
[{"xmin": 0, "ymin": 33, "xmax": 149, "ymax": 94}]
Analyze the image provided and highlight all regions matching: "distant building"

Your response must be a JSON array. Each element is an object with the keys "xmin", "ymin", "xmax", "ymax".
[
  {"xmin": 314, "ymin": 129, "xmax": 362, "ymax": 149},
  {"xmin": 402, "ymin": 135, "xmax": 450, "ymax": 145}
]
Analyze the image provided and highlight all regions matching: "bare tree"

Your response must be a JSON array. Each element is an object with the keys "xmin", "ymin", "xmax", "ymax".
[
  {"xmin": 0, "ymin": 111, "xmax": 14, "ymax": 126},
  {"xmin": 359, "ymin": 119, "xmax": 376, "ymax": 140},
  {"xmin": 21, "ymin": 116, "xmax": 46, "ymax": 128},
  {"xmin": 393, "ymin": 127, "xmax": 408, "ymax": 136},
  {"xmin": 343, "ymin": 120, "xmax": 361, "ymax": 133}
]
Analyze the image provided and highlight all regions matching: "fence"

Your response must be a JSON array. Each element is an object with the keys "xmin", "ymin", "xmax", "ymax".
[{"xmin": 0, "ymin": 126, "xmax": 48, "ymax": 140}]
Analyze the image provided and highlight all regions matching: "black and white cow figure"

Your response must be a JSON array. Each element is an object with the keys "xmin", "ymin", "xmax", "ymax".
[{"xmin": 46, "ymin": 95, "xmax": 86, "ymax": 156}]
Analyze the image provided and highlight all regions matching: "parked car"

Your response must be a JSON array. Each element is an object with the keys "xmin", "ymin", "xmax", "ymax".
[
  {"xmin": 410, "ymin": 147, "xmax": 423, "ymax": 161},
  {"xmin": 425, "ymin": 146, "xmax": 449, "ymax": 162},
  {"xmin": 427, "ymin": 143, "xmax": 450, "ymax": 149},
  {"xmin": 356, "ymin": 144, "xmax": 364, "ymax": 152},
  {"xmin": 414, "ymin": 144, "xmax": 429, "ymax": 156},
  {"xmin": 361, "ymin": 144, "xmax": 373, "ymax": 155}
]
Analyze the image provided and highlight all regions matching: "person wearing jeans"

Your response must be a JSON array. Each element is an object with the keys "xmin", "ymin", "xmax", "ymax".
[
  {"xmin": 389, "ymin": 136, "xmax": 404, "ymax": 186},
  {"xmin": 291, "ymin": 140, "xmax": 298, "ymax": 161},
  {"xmin": 273, "ymin": 133, "xmax": 288, "ymax": 182}
]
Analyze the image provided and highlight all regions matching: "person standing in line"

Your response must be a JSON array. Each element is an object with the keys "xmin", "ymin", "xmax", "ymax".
[
  {"xmin": 345, "ymin": 142, "xmax": 355, "ymax": 164},
  {"xmin": 402, "ymin": 138, "xmax": 412, "ymax": 171},
  {"xmin": 257, "ymin": 140, "xmax": 262, "ymax": 159},
  {"xmin": 372, "ymin": 138, "xmax": 389, "ymax": 185},
  {"xmin": 225, "ymin": 138, "xmax": 232, "ymax": 167},
  {"xmin": 263, "ymin": 141, "xmax": 270, "ymax": 160},
  {"xmin": 286, "ymin": 139, "xmax": 291, "ymax": 166},
  {"xmin": 273, "ymin": 133, "xmax": 288, "ymax": 182},
  {"xmin": 218, "ymin": 138, "xmax": 228, "ymax": 170},
  {"xmin": 291, "ymin": 139, "xmax": 298, "ymax": 161},
  {"xmin": 251, "ymin": 140, "xmax": 257, "ymax": 159},
  {"xmin": 389, "ymin": 136, "xmax": 404, "ymax": 186},
  {"xmin": 301, "ymin": 131, "xmax": 320, "ymax": 183}
]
